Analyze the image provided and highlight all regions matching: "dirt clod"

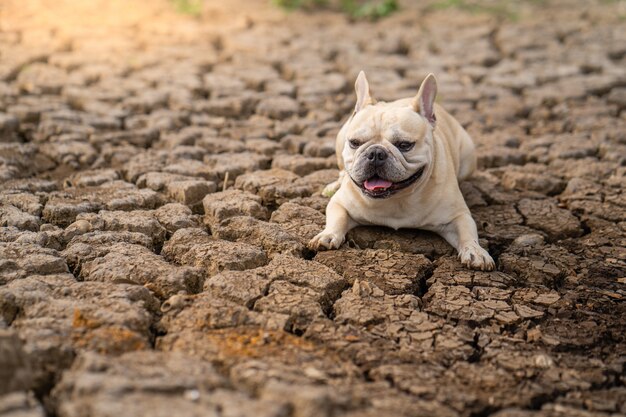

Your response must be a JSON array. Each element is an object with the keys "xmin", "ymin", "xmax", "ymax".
[{"xmin": 1, "ymin": 0, "xmax": 624, "ymax": 415}]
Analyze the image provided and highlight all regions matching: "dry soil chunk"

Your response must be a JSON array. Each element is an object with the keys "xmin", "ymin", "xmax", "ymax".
[
  {"xmin": 136, "ymin": 171, "xmax": 193, "ymax": 191},
  {"xmin": 159, "ymin": 311, "xmax": 355, "ymax": 391},
  {"xmin": 0, "ymin": 274, "xmax": 158, "ymax": 390},
  {"xmin": 0, "ymin": 204, "xmax": 40, "ymax": 231},
  {"xmin": 423, "ymin": 281, "xmax": 503, "ymax": 324},
  {"xmin": 0, "ymin": 113, "xmax": 20, "ymax": 143},
  {"xmin": 499, "ymin": 239, "xmax": 577, "ymax": 287},
  {"xmin": 0, "ymin": 143, "xmax": 54, "ymax": 181},
  {"xmin": 79, "ymin": 243, "xmax": 203, "ymax": 299},
  {"xmin": 16, "ymin": 63, "xmax": 70, "ymax": 94},
  {"xmin": 153, "ymin": 203, "xmax": 201, "ymax": 235},
  {"xmin": 204, "ymin": 254, "xmax": 347, "ymax": 333},
  {"xmin": 43, "ymin": 182, "xmax": 164, "ymax": 227},
  {"xmin": 206, "ymin": 254, "xmax": 347, "ymax": 308},
  {"xmin": 203, "ymin": 73, "xmax": 246, "ymax": 98},
  {"xmin": 269, "ymin": 201, "xmax": 326, "ymax": 243},
  {"xmin": 472, "ymin": 204, "xmax": 538, "ymax": 245},
  {"xmin": 211, "ymin": 216, "xmax": 305, "ymax": 257},
  {"xmin": 315, "ymin": 249, "xmax": 432, "ymax": 295},
  {"xmin": 196, "ymin": 136, "xmax": 246, "ymax": 153},
  {"xmin": 162, "ymin": 228, "xmax": 268, "ymax": 276},
  {"xmin": 256, "ymin": 96, "xmax": 299, "ymax": 120},
  {"xmin": 0, "ymin": 329, "xmax": 33, "ymax": 394},
  {"xmin": 271, "ymin": 154, "xmax": 335, "ymax": 176},
  {"xmin": 161, "ymin": 160, "xmax": 218, "ymax": 182},
  {"xmin": 166, "ymin": 179, "xmax": 217, "ymax": 211},
  {"xmin": 62, "ymin": 230, "xmax": 154, "ymax": 272},
  {"xmin": 347, "ymin": 226, "xmax": 454, "ymax": 258},
  {"xmin": 477, "ymin": 146, "xmax": 525, "ymax": 169},
  {"xmin": 303, "ymin": 138, "xmax": 336, "ymax": 158},
  {"xmin": 65, "ymin": 169, "xmax": 121, "ymax": 188},
  {"xmin": 72, "ymin": 210, "xmax": 167, "ymax": 246},
  {"xmin": 334, "ymin": 280, "xmax": 422, "ymax": 327},
  {"xmin": 159, "ymin": 292, "xmax": 261, "ymax": 336},
  {"xmin": 0, "ymin": 178, "xmax": 58, "ymax": 194},
  {"xmin": 0, "ymin": 225, "xmax": 62, "ymax": 251},
  {"xmin": 423, "ymin": 259, "xmax": 521, "ymax": 324},
  {"xmin": 234, "ymin": 168, "xmax": 310, "ymax": 205},
  {"xmin": 0, "ymin": 242, "xmax": 69, "ymax": 284},
  {"xmin": 41, "ymin": 195, "xmax": 101, "ymax": 228},
  {"xmin": 0, "ymin": 191, "xmax": 44, "ymax": 216},
  {"xmin": 204, "ymin": 269, "xmax": 272, "ymax": 309},
  {"xmin": 245, "ymin": 138, "xmax": 282, "ymax": 156},
  {"xmin": 203, "ymin": 151, "xmax": 271, "ymax": 182},
  {"xmin": 52, "ymin": 351, "xmax": 287, "ymax": 417},
  {"xmin": 517, "ymin": 198, "xmax": 583, "ymax": 241},
  {"xmin": 0, "ymin": 392, "xmax": 45, "ymax": 417},
  {"xmin": 202, "ymin": 190, "xmax": 268, "ymax": 227},
  {"xmin": 38, "ymin": 141, "xmax": 98, "ymax": 168},
  {"xmin": 501, "ymin": 170, "xmax": 566, "ymax": 195},
  {"xmin": 254, "ymin": 280, "xmax": 327, "ymax": 331},
  {"xmin": 123, "ymin": 151, "xmax": 168, "ymax": 183},
  {"xmin": 429, "ymin": 257, "xmax": 517, "ymax": 289}
]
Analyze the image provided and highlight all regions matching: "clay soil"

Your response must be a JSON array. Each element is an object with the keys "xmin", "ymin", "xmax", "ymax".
[{"xmin": 0, "ymin": 0, "xmax": 625, "ymax": 416}]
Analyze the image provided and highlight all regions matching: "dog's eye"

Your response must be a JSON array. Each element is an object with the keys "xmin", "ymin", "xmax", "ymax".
[
  {"xmin": 396, "ymin": 141, "xmax": 415, "ymax": 152},
  {"xmin": 348, "ymin": 139, "xmax": 361, "ymax": 149}
]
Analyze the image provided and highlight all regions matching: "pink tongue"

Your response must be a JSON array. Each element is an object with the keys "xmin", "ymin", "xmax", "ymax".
[{"xmin": 364, "ymin": 178, "xmax": 393, "ymax": 191}]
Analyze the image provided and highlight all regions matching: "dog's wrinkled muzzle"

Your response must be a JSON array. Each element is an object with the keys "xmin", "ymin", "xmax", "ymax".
[{"xmin": 352, "ymin": 165, "xmax": 426, "ymax": 199}]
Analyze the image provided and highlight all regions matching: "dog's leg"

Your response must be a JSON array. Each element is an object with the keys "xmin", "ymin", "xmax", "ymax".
[
  {"xmin": 322, "ymin": 170, "xmax": 345, "ymax": 197},
  {"xmin": 309, "ymin": 199, "xmax": 356, "ymax": 250},
  {"xmin": 438, "ymin": 212, "xmax": 495, "ymax": 271}
]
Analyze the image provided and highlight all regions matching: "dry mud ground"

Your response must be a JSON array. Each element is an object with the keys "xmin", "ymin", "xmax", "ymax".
[{"xmin": 1, "ymin": 0, "xmax": 625, "ymax": 416}]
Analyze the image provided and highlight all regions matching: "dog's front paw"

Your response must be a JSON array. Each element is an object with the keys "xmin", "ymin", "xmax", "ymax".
[
  {"xmin": 322, "ymin": 181, "xmax": 341, "ymax": 198},
  {"xmin": 308, "ymin": 230, "xmax": 345, "ymax": 251},
  {"xmin": 458, "ymin": 242, "xmax": 495, "ymax": 271}
]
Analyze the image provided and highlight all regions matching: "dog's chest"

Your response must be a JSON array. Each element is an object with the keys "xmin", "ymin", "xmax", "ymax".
[{"xmin": 349, "ymin": 198, "xmax": 431, "ymax": 230}]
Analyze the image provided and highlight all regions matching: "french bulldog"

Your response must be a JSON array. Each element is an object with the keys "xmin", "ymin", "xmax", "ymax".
[{"xmin": 309, "ymin": 71, "xmax": 495, "ymax": 271}]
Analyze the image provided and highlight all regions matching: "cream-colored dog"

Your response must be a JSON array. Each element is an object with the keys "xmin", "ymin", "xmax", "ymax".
[{"xmin": 309, "ymin": 71, "xmax": 495, "ymax": 271}]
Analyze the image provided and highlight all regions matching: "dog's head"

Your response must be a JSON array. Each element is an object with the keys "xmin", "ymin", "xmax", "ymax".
[{"xmin": 341, "ymin": 71, "xmax": 438, "ymax": 199}]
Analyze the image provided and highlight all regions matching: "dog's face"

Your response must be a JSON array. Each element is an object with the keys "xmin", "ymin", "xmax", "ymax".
[{"xmin": 342, "ymin": 72, "xmax": 438, "ymax": 199}]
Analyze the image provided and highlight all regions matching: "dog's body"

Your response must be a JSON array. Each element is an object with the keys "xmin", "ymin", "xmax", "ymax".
[{"xmin": 309, "ymin": 72, "xmax": 495, "ymax": 271}]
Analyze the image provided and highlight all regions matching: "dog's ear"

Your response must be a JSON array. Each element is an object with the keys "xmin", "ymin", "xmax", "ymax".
[
  {"xmin": 412, "ymin": 73, "xmax": 437, "ymax": 126},
  {"xmin": 354, "ymin": 71, "xmax": 374, "ymax": 113}
]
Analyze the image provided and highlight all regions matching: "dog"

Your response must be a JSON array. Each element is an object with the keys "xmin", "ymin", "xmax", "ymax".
[{"xmin": 308, "ymin": 71, "xmax": 495, "ymax": 271}]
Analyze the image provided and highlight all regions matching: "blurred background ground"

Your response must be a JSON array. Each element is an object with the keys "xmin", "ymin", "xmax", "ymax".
[{"xmin": 1, "ymin": 1, "xmax": 625, "ymax": 417}]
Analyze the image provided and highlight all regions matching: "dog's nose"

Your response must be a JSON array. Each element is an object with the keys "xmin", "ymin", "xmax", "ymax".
[{"xmin": 367, "ymin": 147, "xmax": 388, "ymax": 166}]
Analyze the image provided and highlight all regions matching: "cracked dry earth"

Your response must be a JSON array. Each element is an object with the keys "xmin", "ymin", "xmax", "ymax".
[{"xmin": 1, "ymin": 0, "xmax": 625, "ymax": 416}]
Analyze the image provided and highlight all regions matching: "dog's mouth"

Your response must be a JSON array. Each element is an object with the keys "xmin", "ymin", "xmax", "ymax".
[{"xmin": 354, "ymin": 166, "xmax": 426, "ymax": 199}]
